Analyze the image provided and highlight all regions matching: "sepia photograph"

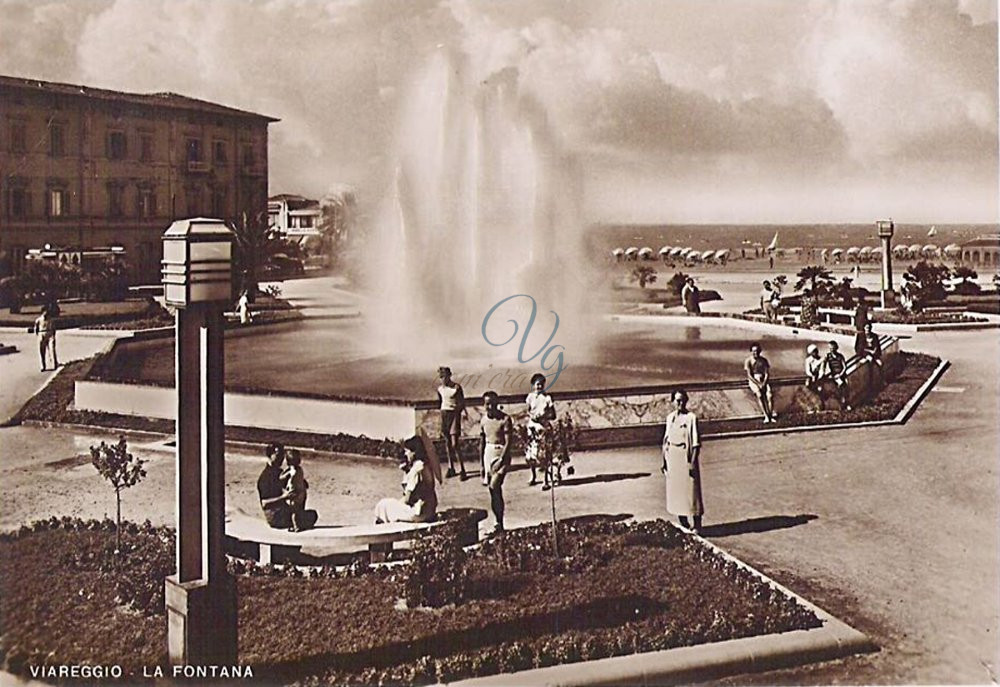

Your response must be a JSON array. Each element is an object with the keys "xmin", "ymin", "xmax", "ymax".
[{"xmin": 0, "ymin": 0, "xmax": 997, "ymax": 685}]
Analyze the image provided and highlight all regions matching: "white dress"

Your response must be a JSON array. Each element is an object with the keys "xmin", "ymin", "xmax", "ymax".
[{"xmin": 662, "ymin": 410, "xmax": 703, "ymax": 516}]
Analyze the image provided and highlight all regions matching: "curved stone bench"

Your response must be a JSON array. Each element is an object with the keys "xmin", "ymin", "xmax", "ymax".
[{"xmin": 225, "ymin": 507, "xmax": 487, "ymax": 564}]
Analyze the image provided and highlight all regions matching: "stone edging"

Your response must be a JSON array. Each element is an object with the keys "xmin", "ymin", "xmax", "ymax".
[{"xmin": 442, "ymin": 532, "xmax": 876, "ymax": 687}]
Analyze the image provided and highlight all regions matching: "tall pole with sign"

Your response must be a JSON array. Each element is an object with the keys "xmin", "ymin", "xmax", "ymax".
[
  {"xmin": 876, "ymin": 219, "xmax": 895, "ymax": 309},
  {"xmin": 161, "ymin": 218, "xmax": 238, "ymax": 665}
]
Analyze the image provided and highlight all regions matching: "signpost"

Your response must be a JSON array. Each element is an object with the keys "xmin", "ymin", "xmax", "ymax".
[
  {"xmin": 161, "ymin": 218, "xmax": 238, "ymax": 666},
  {"xmin": 876, "ymin": 219, "xmax": 896, "ymax": 309}
]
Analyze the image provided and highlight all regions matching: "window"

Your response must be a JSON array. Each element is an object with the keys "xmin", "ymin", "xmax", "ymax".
[
  {"xmin": 107, "ymin": 131, "xmax": 127, "ymax": 160},
  {"xmin": 213, "ymin": 141, "xmax": 228, "ymax": 165},
  {"xmin": 242, "ymin": 144, "xmax": 255, "ymax": 168},
  {"xmin": 186, "ymin": 138, "xmax": 203, "ymax": 162},
  {"xmin": 108, "ymin": 184, "xmax": 125, "ymax": 217},
  {"xmin": 8, "ymin": 187, "xmax": 30, "ymax": 218},
  {"xmin": 139, "ymin": 133, "xmax": 154, "ymax": 162},
  {"xmin": 48, "ymin": 188, "xmax": 66, "ymax": 217},
  {"xmin": 137, "ymin": 188, "xmax": 156, "ymax": 218},
  {"xmin": 49, "ymin": 123, "xmax": 65, "ymax": 157},
  {"xmin": 10, "ymin": 122, "xmax": 26, "ymax": 153}
]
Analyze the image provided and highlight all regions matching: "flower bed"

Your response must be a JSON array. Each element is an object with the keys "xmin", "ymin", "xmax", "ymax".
[{"xmin": 0, "ymin": 517, "xmax": 820, "ymax": 685}]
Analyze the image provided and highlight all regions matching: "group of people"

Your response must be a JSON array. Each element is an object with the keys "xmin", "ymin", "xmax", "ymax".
[
  {"xmin": 256, "ymin": 443, "xmax": 311, "ymax": 531},
  {"xmin": 430, "ymin": 366, "xmax": 565, "ymax": 534}
]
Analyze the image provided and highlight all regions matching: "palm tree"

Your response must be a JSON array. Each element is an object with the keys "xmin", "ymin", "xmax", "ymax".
[
  {"xmin": 795, "ymin": 265, "xmax": 834, "ymax": 294},
  {"xmin": 228, "ymin": 210, "xmax": 284, "ymax": 302}
]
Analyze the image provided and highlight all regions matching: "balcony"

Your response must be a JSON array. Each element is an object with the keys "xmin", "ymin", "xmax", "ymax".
[{"xmin": 187, "ymin": 160, "xmax": 211, "ymax": 174}]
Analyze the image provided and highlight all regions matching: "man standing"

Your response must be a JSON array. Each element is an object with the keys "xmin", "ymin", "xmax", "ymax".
[
  {"xmin": 437, "ymin": 366, "xmax": 467, "ymax": 480},
  {"xmin": 681, "ymin": 277, "xmax": 700, "ymax": 315},
  {"xmin": 855, "ymin": 323, "xmax": 883, "ymax": 395},
  {"xmin": 33, "ymin": 304, "xmax": 59, "ymax": 371},
  {"xmin": 257, "ymin": 443, "xmax": 291, "ymax": 529},
  {"xmin": 744, "ymin": 342, "xmax": 776, "ymax": 423},
  {"xmin": 479, "ymin": 391, "xmax": 513, "ymax": 535}
]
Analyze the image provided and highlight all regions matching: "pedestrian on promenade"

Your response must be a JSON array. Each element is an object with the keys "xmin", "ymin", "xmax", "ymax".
[
  {"xmin": 33, "ymin": 304, "xmax": 59, "ymax": 371},
  {"xmin": 661, "ymin": 389, "xmax": 703, "ymax": 532},
  {"xmin": 237, "ymin": 290, "xmax": 253, "ymax": 325},
  {"xmin": 480, "ymin": 390, "xmax": 513, "ymax": 534},
  {"xmin": 681, "ymin": 277, "xmax": 701, "ymax": 315},
  {"xmin": 745, "ymin": 342, "xmax": 776, "ymax": 423},
  {"xmin": 437, "ymin": 366, "xmax": 467, "ymax": 480},
  {"xmin": 823, "ymin": 340, "xmax": 852, "ymax": 410},
  {"xmin": 525, "ymin": 373, "xmax": 557, "ymax": 489},
  {"xmin": 760, "ymin": 280, "xmax": 777, "ymax": 322}
]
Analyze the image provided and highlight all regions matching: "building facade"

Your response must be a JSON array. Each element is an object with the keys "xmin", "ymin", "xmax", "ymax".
[
  {"xmin": 1, "ymin": 75, "xmax": 277, "ymax": 283},
  {"xmin": 267, "ymin": 193, "xmax": 321, "ymax": 239},
  {"xmin": 959, "ymin": 235, "xmax": 1000, "ymax": 267}
]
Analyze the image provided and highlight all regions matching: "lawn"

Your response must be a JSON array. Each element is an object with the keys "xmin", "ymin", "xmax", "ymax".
[{"xmin": 0, "ymin": 517, "xmax": 821, "ymax": 685}]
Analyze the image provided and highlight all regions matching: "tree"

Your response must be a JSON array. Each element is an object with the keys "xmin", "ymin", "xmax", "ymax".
[
  {"xmin": 795, "ymin": 265, "xmax": 834, "ymax": 294},
  {"xmin": 952, "ymin": 266, "xmax": 981, "ymax": 295},
  {"xmin": 513, "ymin": 418, "xmax": 579, "ymax": 558},
  {"xmin": 319, "ymin": 186, "xmax": 357, "ymax": 269},
  {"xmin": 229, "ymin": 210, "xmax": 285, "ymax": 302},
  {"xmin": 631, "ymin": 266, "xmax": 657, "ymax": 289},
  {"xmin": 903, "ymin": 260, "xmax": 950, "ymax": 308},
  {"xmin": 835, "ymin": 277, "xmax": 855, "ymax": 308},
  {"xmin": 666, "ymin": 272, "xmax": 690, "ymax": 296},
  {"xmin": 90, "ymin": 437, "xmax": 147, "ymax": 553}
]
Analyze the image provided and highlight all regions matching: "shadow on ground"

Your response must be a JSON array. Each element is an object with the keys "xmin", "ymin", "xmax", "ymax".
[
  {"xmin": 557, "ymin": 472, "xmax": 650, "ymax": 487},
  {"xmin": 700, "ymin": 514, "xmax": 818, "ymax": 538}
]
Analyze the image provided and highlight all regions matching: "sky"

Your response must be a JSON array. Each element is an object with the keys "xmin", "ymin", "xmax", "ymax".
[{"xmin": 2, "ymin": 0, "xmax": 997, "ymax": 224}]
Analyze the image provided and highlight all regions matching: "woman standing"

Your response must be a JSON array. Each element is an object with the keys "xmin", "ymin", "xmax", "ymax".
[
  {"xmin": 525, "ymin": 373, "xmax": 556, "ymax": 488},
  {"xmin": 661, "ymin": 389, "xmax": 703, "ymax": 531}
]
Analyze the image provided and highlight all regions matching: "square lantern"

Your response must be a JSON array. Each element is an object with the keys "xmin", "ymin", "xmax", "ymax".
[
  {"xmin": 876, "ymin": 219, "xmax": 894, "ymax": 238},
  {"xmin": 162, "ymin": 218, "xmax": 234, "ymax": 307}
]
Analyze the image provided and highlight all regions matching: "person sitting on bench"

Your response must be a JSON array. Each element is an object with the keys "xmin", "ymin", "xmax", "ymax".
[{"xmin": 375, "ymin": 436, "xmax": 438, "ymax": 524}]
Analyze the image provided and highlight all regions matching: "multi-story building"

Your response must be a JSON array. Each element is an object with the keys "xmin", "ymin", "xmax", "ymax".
[
  {"xmin": 0, "ymin": 74, "xmax": 278, "ymax": 283},
  {"xmin": 267, "ymin": 193, "xmax": 321, "ymax": 239}
]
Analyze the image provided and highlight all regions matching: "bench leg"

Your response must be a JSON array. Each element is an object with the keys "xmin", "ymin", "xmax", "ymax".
[
  {"xmin": 259, "ymin": 543, "xmax": 272, "ymax": 565},
  {"xmin": 369, "ymin": 542, "xmax": 392, "ymax": 563}
]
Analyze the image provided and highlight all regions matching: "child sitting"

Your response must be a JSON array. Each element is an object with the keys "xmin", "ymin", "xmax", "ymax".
[{"xmin": 281, "ymin": 449, "xmax": 309, "ymax": 531}]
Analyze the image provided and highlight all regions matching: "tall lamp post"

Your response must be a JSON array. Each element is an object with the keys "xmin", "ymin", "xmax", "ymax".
[
  {"xmin": 161, "ymin": 218, "xmax": 238, "ymax": 666},
  {"xmin": 876, "ymin": 219, "xmax": 896, "ymax": 309}
]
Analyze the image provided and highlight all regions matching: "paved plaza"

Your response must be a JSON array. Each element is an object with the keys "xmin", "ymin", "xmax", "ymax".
[{"xmin": 1, "ymin": 274, "xmax": 997, "ymax": 684}]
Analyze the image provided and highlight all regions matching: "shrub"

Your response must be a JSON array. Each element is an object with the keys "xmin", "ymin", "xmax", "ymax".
[
  {"xmin": 403, "ymin": 526, "xmax": 468, "ymax": 608},
  {"xmin": 90, "ymin": 437, "xmax": 147, "ymax": 552}
]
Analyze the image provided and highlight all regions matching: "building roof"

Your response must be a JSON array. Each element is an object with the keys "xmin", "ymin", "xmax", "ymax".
[
  {"xmin": 0, "ymin": 74, "xmax": 279, "ymax": 123},
  {"xmin": 960, "ymin": 234, "xmax": 1000, "ymax": 248}
]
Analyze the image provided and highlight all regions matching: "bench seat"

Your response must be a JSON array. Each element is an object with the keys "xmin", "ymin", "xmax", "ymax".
[{"xmin": 225, "ymin": 507, "xmax": 487, "ymax": 564}]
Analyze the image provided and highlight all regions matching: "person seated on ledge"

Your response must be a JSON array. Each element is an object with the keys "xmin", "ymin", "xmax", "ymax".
[
  {"xmin": 823, "ymin": 340, "xmax": 852, "ymax": 411},
  {"xmin": 257, "ymin": 443, "xmax": 292, "ymax": 529},
  {"xmin": 803, "ymin": 344, "xmax": 825, "ymax": 410},
  {"xmin": 744, "ymin": 342, "xmax": 777, "ymax": 423},
  {"xmin": 375, "ymin": 436, "xmax": 439, "ymax": 524}
]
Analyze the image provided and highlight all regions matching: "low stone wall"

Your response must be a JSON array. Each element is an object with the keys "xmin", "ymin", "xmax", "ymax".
[{"xmin": 75, "ymin": 335, "xmax": 898, "ymax": 445}]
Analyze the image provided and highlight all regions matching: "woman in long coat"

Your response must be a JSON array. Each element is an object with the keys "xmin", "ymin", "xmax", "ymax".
[{"xmin": 661, "ymin": 389, "xmax": 703, "ymax": 531}]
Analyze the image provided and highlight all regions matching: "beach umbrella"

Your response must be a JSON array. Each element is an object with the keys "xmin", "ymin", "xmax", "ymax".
[
  {"xmin": 714, "ymin": 249, "xmax": 729, "ymax": 261},
  {"xmin": 659, "ymin": 246, "xmax": 672, "ymax": 256},
  {"xmin": 669, "ymin": 247, "xmax": 683, "ymax": 257},
  {"xmin": 624, "ymin": 247, "xmax": 639, "ymax": 260},
  {"xmin": 846, "ymin": 246, "xmax": 860, "ymax": 262},
  {"xmin": 688, "ymin": 250, "xmax": 702, "ymax": 262},
  {"xmin": 870, "ymin": 246, "xmax": 884, "ymax": 258},
  {"xmin": 943, "ymin": 243, "xmax": 961, "ymax": 257},
  {"xmin": 820, "ymin": 248, "xmax": 828, "ymax": 259},
  {"xmin": 858, "ymin": 246, "xmax": 872, "ymax": 258},
  {"xmin": 892, "ymin": 244, "xmax": 908, "ymax": 257},
  {"xmin": 701, "ymin": 249, "xmax": 715, "ymax": 261},
  {"xmin": 638, "ymin": 247, "xmax": 654, "ymax": 259},
  {"xmin": 922, "ymin": 244, "xmax": 938, "ymax": 256},
  {"xmin": 907, "ymin": 243, "xmax": 923, "ymax": 256},
  {"xmin": 831, "ymin": 248, "xmax": 843, "ymax": 261},
  {"xmin": 611, "ymin": 247, "xmax": 624, "ymax": 257},
  {"xmin": 679, "ymin": 247, "xmax": 691, "ymax": 257}
]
